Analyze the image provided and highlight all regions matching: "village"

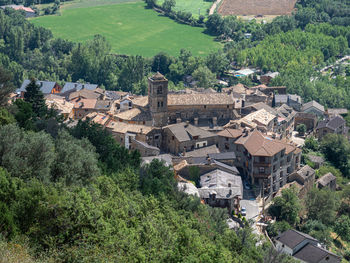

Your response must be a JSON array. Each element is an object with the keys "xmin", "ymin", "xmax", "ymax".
[{"xmin": 13, "ymin": 71, "xmax": 349, "ymax": 263}]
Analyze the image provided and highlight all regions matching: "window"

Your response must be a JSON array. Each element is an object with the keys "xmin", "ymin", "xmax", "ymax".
[
  {"xmin": 225, "ymin": 137, "xmax": 229, "ymax": 141},
  {"xmin": 157, "ymin": 86, "xmax": 162, "ymax": 94},
  {"xmin": 225, "ymin": 143, "xmax": 229, "ymax": 150},
  {"xmin": 172, "ymin": 136, "xmax": 175, "ymax": 140},
  {"xmin": 203, "ymin": 143, "xmax": 206, "ymax": 147},
  {"xmin": 227, "ymin": 105, "xmax": 229, "ymax": 108},
  {"xmin": 204, "ymin": 105, "xmax": 207, "ymax": 109},
  {"xmin": 157, "ymin": 101, "xmax": 160, "ymax": 107},
  {"xmin": 259, "ymin": 156, "xmax": 266, "ymax": 163},
  {"xmin": 259, "ymin": 167, "xmax": 265, "ymax": 173},
  {"xmin": 161, "ymin": 101, "xmax": 164, "ymax": 107},
  {"xmin": 154, "ymin": 135, "xmax": 159, "ymax": 140}
]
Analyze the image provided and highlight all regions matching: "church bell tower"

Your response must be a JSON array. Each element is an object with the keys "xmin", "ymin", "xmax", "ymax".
[{"xmin": 148, "ymin": 72, "xmax": 168, "ymax": 127}]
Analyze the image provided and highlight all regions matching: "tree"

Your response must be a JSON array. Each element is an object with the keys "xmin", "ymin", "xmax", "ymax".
[
  {"xmin": 51, "ymin": 130, "xmax": 100, "ymax": 185},
  {"xmin": 162, "ymin": 0, "xmax": 175, "ymax": 12},
  {"xmin": 301, "ymin": 220, "xmax": 331, "ymax": 245},
  {"xmin": 268, "ymin": 187, "xmax": 301, "ymax": 225},
  {"xmin": 0, "ymin": 124, "xmax": 55, "ymax": 182},
  {"xmin": 23, "ymin": 79, "xmax": 47, "ymax": 118},
  {"xmin": 334, "ymin": 215, "xmax": 350, "ymax": 241},
  {"xmin": 296, "ymin": 124, "xmax": 306, "ymax": 136},
  {"xmin": 320, "ymin": 134, "xmax": 350, "ymax": 177},
  {"xmin": 0, "ymin": 108, "xmax": 15, "ymax": 126},
  {"xmin": 206, "ymin": 50, "xmax": 229, "ymax": 77},
  {"xmin": 152, "ymin": 52, "xmax": 174, "ymax": 75},
  {"xmin": 306, "ymin": 188, "xmax": 339, "ymax": 225},
  {"xmin": 0, "ymin": 66, "xmax": 15, "ymax": 106},
  {"xmin": 192, "ymin": 65, "xmax": 216, "ymax": 88},
  {"xmin": 303, "ymin": 136, "xmax": 319, "ymax": 151},
  {"xmin": 139, "ymin": 159, "xmax": 177, "ymax": 197},
  {"xmin": 144, "ymin": 0, "xmax": 157, "ymax": 8}
]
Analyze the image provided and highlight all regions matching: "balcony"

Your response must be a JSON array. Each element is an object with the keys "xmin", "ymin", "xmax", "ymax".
[{"xmin": 254, "ymin": 162, "xmax": 271, "ymax": 167}]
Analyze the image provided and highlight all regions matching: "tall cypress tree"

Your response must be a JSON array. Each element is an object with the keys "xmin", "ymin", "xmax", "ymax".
[{"xmin": 24, "ymin": 79, "xmax": 47, "ymax": 118}]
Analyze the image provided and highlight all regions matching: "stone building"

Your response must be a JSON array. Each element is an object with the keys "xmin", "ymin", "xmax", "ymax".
[
  {"xmin": 288, "ymin": 165, "xmax": 315, "ymax": 198},
  {"xmin": 315, "ymin": 115, "xmax": 349, "ymax": 140},
  {"xmin": 233, "ymin": 129, "xmax": 301, "ymax": 195},
  {"xmin": 317, "ymin": 172, "xmax": 336, "ymax": 191},
  {"xmin": 148, "ymin": 72, "xmax": 169, "ymax": 127},
  {"xmin": 162, "ymin": 122, "xmax": 218, "ymax": 155}
]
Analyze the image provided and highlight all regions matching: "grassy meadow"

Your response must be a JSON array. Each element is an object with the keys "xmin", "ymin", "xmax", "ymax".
[
  {"xmin": 157, "ymin": 0, "xmax": 213, "ymax": 18},
  {"xmin": 31, "ymin": 1, "xmax": 221, "ymax": 57}
]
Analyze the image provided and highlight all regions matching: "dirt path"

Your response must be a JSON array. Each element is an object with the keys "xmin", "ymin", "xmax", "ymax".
[{"xmin": 209, "ymin": 0, "xmax": 223, "ymax": 15}]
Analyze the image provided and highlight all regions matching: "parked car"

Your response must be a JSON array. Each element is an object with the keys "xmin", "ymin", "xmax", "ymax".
[
  {"xmin": 241, "ymin": 207, "xmax": 247, "ymax": 216},
  {"xmin": 244, "ymin": 181, "xmax": 251, "ymax": 190}
]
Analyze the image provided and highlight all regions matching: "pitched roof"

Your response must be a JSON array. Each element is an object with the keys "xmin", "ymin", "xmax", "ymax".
[
  {"xmin": 242, "ymin": 108, "xmax": 276, "ymax": 127},
  {"xmin": 293, "ymin": 243, "xmax": 340, "ymax": 263},
  {"xmin": 164, "ymin": 122, "xmax": 215, "ymax": 142},
  {"xmin": 94, "ymin": 100, "xmax": 113, "ymax": 110},
  {"xmin": 184, "ymin": 145, "xmax": 220, "ymax": 157},
  {"xmin": 45, "ymin": 98, "xmax": 74, "ymax": 115},
  {"xmin": 217, "ymin": 128, "xmax": 243, "ymax": 139},
  {"xmin": 2, "ymin": 5, "xmax": 35, "ymax": 12},
  {"xmin": 235, "ymin": 130, "xmax": 286, "ymax": 157},
  {"xmin": 307, "ymin": 155, "xmax": 324, "ymax": 164},
  {"xmin": 68, "ymin": 89, "xmax": 102, "ymax": 100},
  {"xmin": 168, "ymin": 93, "xmax": 234, "ymax": 106},
  {"xmin": 17, "ymin": 79, "xmax": 57, "ymax": 94},
  {"xmin": 316, "ymin": 115, "xmax": 346, "ymax": 131},
  {"xmin": 276, "ymin": 229, "xmax": 318, "ymax": 249},
  {"xmin": 132, "ymin": 139, "xmax": 160, "ymax": 151},
  {"xmin": 317, "ymin": 172, "xmax": 336, "ymax": 187},
  {"xmin": 150, "ymin": 72, "xmax": 167, "ymax": 81},
  {"xmin": 61, "ymin": 82, "xmax": 98, "ymax": 94},
  {"xmin": 85, "ymin": 112, "xmax": 110, "ymax": 126},
  {"xmin": 199, "ymin": 169, "xmax": 242, "ymax": 199},
  {"xmin": 106, "ymin": 121, "xmax": 155, "ymax": 135},
  {"xmin": 115, "ymin": 108, "xmax": 152, "ymax": 122},
  {"xmin": 302, "ymin": 100, "xmax": 325, "ymax": 113},
  {"xmin": 71, "ymin": 98, "xmax": 97, "ymax": 109},
  {"xmin": 327, "ymin": 108, "xmax": 348, "ymax": 116}
]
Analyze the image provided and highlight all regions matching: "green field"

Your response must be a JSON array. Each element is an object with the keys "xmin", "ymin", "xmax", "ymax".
[
  {"xmin": 31, "ymin": 1, "xmax": 221, "ymax": 57},
  {"xmin": 157, "ymin": 0, "xmax": 212, "ymax": 18}
]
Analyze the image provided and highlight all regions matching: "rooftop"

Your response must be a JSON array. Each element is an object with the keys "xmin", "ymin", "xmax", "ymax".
[
  {"xmin": 17, "ymin": 79, "xmax": 57, "ymax": 94},
  {"xmin": 302, "ymin": 100, "xmax": 325, "ymax": 113},
  {"xmin": 235, "ymin": 130, "xmax": 290, "ymax": 157},
  {"xmin": 199, "ymin": 169, "xmax": 242, "ymax": 199},
  {"xmin": 293, "ymin": 243, "xmax": 340, "ymax": 263},
  {"xmin": 243, "ymin": 108, "xmax": 276, "ymax": 127},
  {"xmin": 316, "ymin": 115, "xmax": 346, "ymax": 131},
  {"xmin": 168, "ymin": 93, "xmax": 235, "ymax": 106},
  {"xmin": 164, "ymin": 122, "xmax": 216, "ymax": 142},
  {"xmin": 106, "ymin": 121, "xmax": 155, "ymax": 135},
  {"xmin": 61, "ymin": 82, "xmax": 98, "ymax": 94},
  {"xmin": 115, "ymin": 108, "xmax": 152, "ymax": 122},
  {"xmin": 217, "ymin": 128, "xmax": 243, "ymax": 139},
  {"xmin": 276, "ymin": 229, "xmax": 318, "ymax": 249},
  {"xmin": 317, "ymin": 172, "xmax": 336, "ymax": 187}
]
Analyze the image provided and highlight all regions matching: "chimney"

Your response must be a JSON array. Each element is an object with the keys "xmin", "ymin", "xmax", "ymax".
[
  {"xmin": 207, "ymin": 157, "xmax": 211, "ymax": 165},
  {"xmin": 306, "ymin": 171, "xmax": 309, "ymax": 177},
  {"xmin": 229, "ymin": 189, "xmax": 232, "ymax": 195},
  {"xmin": 140, "ymin": 128, "xmax": 143, "ymax": 134},
  {"xmin": 40, "ymin": 81, "xmax": 43, "ymax": 87},
  {"xmin": 176, "ymin": 118, "xmax": 181, "ymax": 123},
  {"xmin": 194, "ymin": 117, "xmax": 199, "ymax": 126},
  {"xmin": 182, "ymin": 147, "xmax": 186, "ymax": 156},
  {"xmin": 212, "ymin": 117, "xmax": 217, "ymax": 127},
  {"xmin": 184, "ymin": 121, "xmax": 189, "ymax": 127}
]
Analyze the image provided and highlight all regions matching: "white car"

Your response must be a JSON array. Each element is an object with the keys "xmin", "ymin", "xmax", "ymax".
[{"xmin": 241, "ymin": 207, "xmax": 247, "ymax": 216}]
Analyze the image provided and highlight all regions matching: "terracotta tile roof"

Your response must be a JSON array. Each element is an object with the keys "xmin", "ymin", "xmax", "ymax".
[
  {"xmin": 68, "ymin": 89, "xmax": 102, "ymax": 100},
  {"xmin": 168, "ymin": 93, "xmax": 234, "ymax": 106},
  {"xmin": 106, "ymin": 121, "xmax": 154, "ymax": 135},
  {"xmin": 85, "ymin": 112, "xmax": 110, "ymax": 126},
  {"xmin": 45, "ymin": 98, "xmax": 74, "ymax": 114},
  {"xmin": 115, "ymin": 108, "xmax": 151, "ymax": 122},
  {"xmin": 132, "ymin": 96, "xmax": 149, "ymax": 107},
  {"xmin": 235, "ymin": 130, "xmax": 286, "ymax": 156},
  {"xmin": 217, "ymin": 128, "xmax": 243, "ymax": 138},
  {"xmin": 242, "ymin": 108, "xmax": 276, "ymax": 127},
  {"xmin": 71, "ymin": 98, "xmax": 97, "ymax": 109}
]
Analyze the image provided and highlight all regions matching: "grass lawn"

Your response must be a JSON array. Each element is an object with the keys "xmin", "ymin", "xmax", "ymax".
[
  {"xmin": 157, "ymin": 0, "xmax": 213, "ymax": 18},
  {"xmin": 31, "ymin": 1, "xmax": 221, "ymax": 57}
]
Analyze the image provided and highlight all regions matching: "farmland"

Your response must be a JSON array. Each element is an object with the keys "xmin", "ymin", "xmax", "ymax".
[
  {"xmin": 157, "ymin": 0, "xmax": 212, "ymax": 18},
  {"xmin": 217, "ymin": 0, "xmax": 297, "ymax": 16},
  {"xmin": 31, "ymin": 1, "xmax": 221, "ymax": 57}
]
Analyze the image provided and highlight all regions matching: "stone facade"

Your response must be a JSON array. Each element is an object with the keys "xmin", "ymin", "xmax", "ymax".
[{"xmin": 148, "ymin": 73, "xmax": 168, "ymax": 127}]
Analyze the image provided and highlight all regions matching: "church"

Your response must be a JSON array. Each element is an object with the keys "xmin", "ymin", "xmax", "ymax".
[{"xmin": 116, "ymin": 72, "xmax": 239, "ymax": 128}]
